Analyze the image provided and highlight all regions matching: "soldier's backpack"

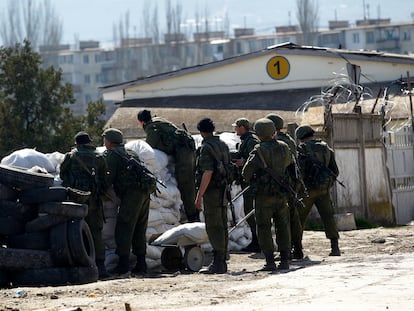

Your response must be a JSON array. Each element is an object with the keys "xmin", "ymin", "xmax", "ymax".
[
  {"xmin": 203, "ymin": 140, "xmax": 238, "ymax": 187},
  {"xmin": 152, "ymin": 120, "xmax": 195, "ymax": 154},
  {"xmin": 298, "ymin": 140, "xmax": 335, "ymax": 189}
]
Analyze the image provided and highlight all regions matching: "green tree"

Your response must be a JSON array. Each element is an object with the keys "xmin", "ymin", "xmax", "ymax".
[{"xmin": 0, "ymin": 40, "xmax": 106, "ymax": 158}]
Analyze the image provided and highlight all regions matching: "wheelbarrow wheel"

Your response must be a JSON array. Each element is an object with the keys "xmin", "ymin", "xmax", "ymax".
[
  {"xmin": 161, "ymin": 246, "xmax": 183, "ymax": 271},
  {"xmin": 184, "ymin": 246, "xmax": 204, "ymax": 272}
]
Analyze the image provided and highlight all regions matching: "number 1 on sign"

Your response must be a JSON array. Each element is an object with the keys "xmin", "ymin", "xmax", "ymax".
[{"xmin": 266, "ymin": 56, "xmax": 290, "ymax": 80}]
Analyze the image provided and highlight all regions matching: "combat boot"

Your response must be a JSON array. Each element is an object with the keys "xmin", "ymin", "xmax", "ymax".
[
  {"xmin": 131, "ymin": 254, "xmax": 147, "ymax": 275},
  {"xmin": 329, "ymin": 238, "xmax": 341, "ymax": 256},
  {"xmin": 96, "ymin": 259, "xmax": 110, "ymax": 280},
  {"xmin": 111, "ymin": 256, "xmax": 130, "ymax": 275},
  {"xmin": 187, "ymin": 212, "xmax": 200, "ymax": 223},
  {"xmin": 259, "ymin": 252, "xmax": 277, "ymax": 271},
  {"xmin": 291, "ymin": 242, "xmax": 304, "ymax": 260},
  {"xmin": 277, "ymin": 251, "xmax": 290, "ymax": 270},
  {"xmin": 200, "ymin": 252, "xmax": 227, "ymax": 274}
]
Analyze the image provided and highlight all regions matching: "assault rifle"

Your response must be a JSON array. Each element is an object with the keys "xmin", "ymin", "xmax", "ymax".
[
  {"xmin": 112, "ymin": 148, "xmax": 167, "ymax": 189},
  {"xmin": 256, "ymin": 148, "xmax": 305, "ymax": 209},
  {"xmin": 304, "ymin": 154, "xmax": 346, "ymax": 188}
]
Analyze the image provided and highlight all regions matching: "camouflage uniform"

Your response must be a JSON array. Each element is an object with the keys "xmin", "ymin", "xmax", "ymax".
[
  {"xmin": 231, "ymin": 130, "xmax": 260, "ymax": 251},
  {"xmin": 60, "ymin": 141, "xmax": 109, "ymax": 276},
  {"xmin": 276, "ymin": 131, "xmax": 304, "ymax": 258},
  {"xmin": 104, "ymin": 129, "xmax": 152, "ymax": 274},
  {"xmin": 242, "ymin": 118, "xmax": 292, "ymax": 270},
  {"xmin": 196, "ymin": 135, "xmax": 230, "ymax": 273},
  {"xmin": 296, "ymin": 125, "xmax": 340, "ymax": 256},
  {"xmin": 143, "ymin": 117, "xmax": 198, "ymax": 221}
]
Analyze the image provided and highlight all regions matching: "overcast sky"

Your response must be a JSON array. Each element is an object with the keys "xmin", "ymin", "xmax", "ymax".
[{"xmin": 0, "ymin": 0, "xmax": 413, "ymax": 45}]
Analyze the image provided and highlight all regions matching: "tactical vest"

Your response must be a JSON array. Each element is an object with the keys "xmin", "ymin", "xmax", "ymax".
[
  {"xmin": 253, "ymin": 141, "xmax": 290, "ymax": 195},
  {"xmin": 297, "ymin": 140, "xmax": 334, "ymax": 190},
  {"xmin": 145, "ymin": 118, "xmax": 195, "ymax": 155},
  {"xmin": 63, "ymin": 148, "xmax": 99, "ymax": 194},
  {"xmin": 109, "ymin": 148, "xmax": 157, "ymax": 195},
  {"xmin": 197, "ymin": 138, "xmax": 236, "ymax": 188}
]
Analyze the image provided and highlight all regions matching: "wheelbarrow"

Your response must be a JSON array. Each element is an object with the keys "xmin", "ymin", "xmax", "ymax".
[{"xmin": 151, "ymin": 223, "xmax": 209, "ymax": 272}]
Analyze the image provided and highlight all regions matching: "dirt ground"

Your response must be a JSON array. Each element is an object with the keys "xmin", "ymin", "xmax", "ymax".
[{"xmin": 2, "ymin": 225, "xmax": 414, "ymax": 311}]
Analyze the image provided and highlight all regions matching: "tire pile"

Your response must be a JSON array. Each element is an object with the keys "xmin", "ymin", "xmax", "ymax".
[{"xmin": 0, "ymin": 164, "xmax": 98, "ymax": 287}]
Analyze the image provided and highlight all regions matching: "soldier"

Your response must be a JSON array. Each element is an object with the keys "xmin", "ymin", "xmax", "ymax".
[
  {"xmin": 242, "ymin": 118, "xmax": 292, "ymax": 271},
  {"xmin": 230, "ymin": 118, "xmax": 261, "ymax": 252},
  {"xmin": 137, "ymin": 110, "xmax": 199, "ymax": 222},
  {"xmin": 60, "ymin": 131, "xmax": 110, "ymax": 279},
  {"xmin": 295, "ymin": 125, "xmax": 341, "ymax": 256},
  {"xmin": 102, "ymin": 128, "xmax": 153, "ymax": 275},
  {"xmin": 195, "ymin": 118, "xmax": 230, "ymax": 274},
  {"xmin": 266, "ymin": 113, "xmax": 304, "ymax": 260}
]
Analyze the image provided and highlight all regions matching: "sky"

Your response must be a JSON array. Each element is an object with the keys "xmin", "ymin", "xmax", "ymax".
[{"xmin": 0, "ymin": 0, "xmax": 413, "ymax": 45}]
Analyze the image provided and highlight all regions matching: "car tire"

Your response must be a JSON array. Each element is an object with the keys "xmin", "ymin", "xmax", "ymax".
[
  {"xmin": 67, "ymin": 219, "xmax": 95, "ymax": 267},
  {"xmin": 0, "ymin": 164, "xmax": 54, "ymax": 190},
  {"xmin": 38, "ymin": 202, "xmax": 88, "ymax": 219},
  {"xmin": 0, "ymin": 200, "xmax": 37, "ymax": 221},
  {"xmin": 49, "ymin": 222, "xmax": 74, "ymax": 266},
  {"xmin": 25, "ymin": 214, "xmax": 71, "ymax": 233},
  {"xmin": 0, "ymin": 183, "xmax": 18, "ymax": 201},
  {"xmin": 0, "ymin": 248, "xmax": 53, "ymax": 270},
  {"xmin": 0, "ymin": 216, "xmax": 25, "ymax": 236},
  {"xmin": 7, "ymin": 231, "xmax": 50, "ymax": 250},
  {"xmin": 19, "ymin": 186, "xmax": 68, "ymax": 204},
  {"xmin": 10, "ymin": 265, "xmax": 98, "ymax": 287}
]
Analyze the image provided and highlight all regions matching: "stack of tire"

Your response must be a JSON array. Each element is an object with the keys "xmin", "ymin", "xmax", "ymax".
[{"xmin": 0, "ymin": 164, "xmax": 98, "ymax": 287}]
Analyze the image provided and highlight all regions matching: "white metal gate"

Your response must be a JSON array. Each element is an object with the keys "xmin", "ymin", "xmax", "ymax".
[{"xmin": 385, "ymin": 125, "xmax": 414, "ymax": 225}]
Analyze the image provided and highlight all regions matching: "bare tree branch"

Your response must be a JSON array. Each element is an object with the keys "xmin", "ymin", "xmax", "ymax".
[{"xmin": 296, "ymin": 0, "xmax": 319, "ymax": 45}]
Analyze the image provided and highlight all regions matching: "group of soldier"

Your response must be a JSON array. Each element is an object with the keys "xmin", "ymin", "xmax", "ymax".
[{"xmin": 59, "ymin": 109, "xmax": 341, "ymax": 279}]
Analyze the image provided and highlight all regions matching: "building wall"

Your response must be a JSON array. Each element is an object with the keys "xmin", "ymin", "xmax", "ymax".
[{"xmin": 40, "ymin": 22, "xmax": 414, "ymax": 116}]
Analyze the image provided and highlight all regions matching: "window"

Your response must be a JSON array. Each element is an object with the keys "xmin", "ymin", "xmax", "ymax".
[
  {"xmin": 403, "ymin": 30, "xmax": 411, "ymax": 41},
  {"xmin": 236, "ymin": 42, "xmax": 243, "ymax": 54},
  {"xmin": 352, "ymin": 33, "xmax": 360, "ymax": 44},
  {"xmin": 84, "ymin": 94, "xmax": 92, "ymax": 104},
  {"xmin": 94, "ymin": 53, "xmax": 100, "ymax": 63},
  {"xmin": 366, "ymin": 31, "xmax": 375, "ymax": 43},
  {"xmin": 84, "ymin": 74, "xmax": 90, "ymax": 84},
  {"xmin": 95, "ymin": 73, "xmax": 102, "ymax": 84},
  {"xmin": 83, "ymin": 55, "xmax": 89, "ymax": 64}
]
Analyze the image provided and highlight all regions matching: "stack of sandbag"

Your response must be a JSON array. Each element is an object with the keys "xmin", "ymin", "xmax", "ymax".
[{"xmin": 102, "ymin": 140, "xmax": 183, "ymax": 270}]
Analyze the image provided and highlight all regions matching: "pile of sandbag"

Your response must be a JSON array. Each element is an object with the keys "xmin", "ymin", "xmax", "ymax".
[{"xmin": 0, "ymin": 133, "xmax": 254, "ymax": 272}]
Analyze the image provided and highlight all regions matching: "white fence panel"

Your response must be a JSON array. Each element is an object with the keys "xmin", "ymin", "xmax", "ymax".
[{"xmin": 385, "ymin": 125, "xmax": 414, "ymax": 225}]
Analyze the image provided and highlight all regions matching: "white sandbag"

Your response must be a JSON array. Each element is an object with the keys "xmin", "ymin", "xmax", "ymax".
[
  {"xmin": 45, "ymin": 151, "xmax": 65, "ymax": 173},
  {"xmin": 1, "ymin": 148, "xmax": 56, "ymax": 173},
  {"xmin": 219, "ymin": 132, "xmax": 241, "ymax": 153},
  {"xmin": 152, "ymin": 222, "xmax": 209, "ymax": 246},
  {"xmin": 148, "ymin": 208, "xmax": 164, "ymax": 227},
  {"xmin": 159, "ymin": 207, "xmax": 180, "ymax": 225},
  {"xmin": 147, "ymin": 258, "xmax": 161, "ymax": 270},
  {"xmin": 237, "ymin": 236, "xmax": 251, "ymax": 249},
  {"xmin": 145, "ymin": 227, "xmax": 158, "ymax": 242},
  {"xmin": 200, "ymin": 242, "xmax": 213, "ymax": 253},
  {"xmin": 146, "ymin": 244, "xmax": 162, "ymax": 259},
  {"xmin": 125, "ymin": 139, "xmax": 157, "ymax": 173},
  {"xmin": 229, "ymin": 227, "xmax": 244, "ymax": 241},
  {"xmin": 153, "ymin": 149, "xmax": 169, "ymax": 173}
]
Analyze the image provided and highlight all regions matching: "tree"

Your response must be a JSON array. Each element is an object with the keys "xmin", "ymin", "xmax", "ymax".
[
  {"xmin": 0, "ymin": 0, "xmax": 63, "ymax": 50},
  {"xmin": 296, "ymin": 0, "xmax": 319, "ymax": 45},
  {"xmin": 0, "ymin": 40, "xmax": 106, "ymax": 157}
]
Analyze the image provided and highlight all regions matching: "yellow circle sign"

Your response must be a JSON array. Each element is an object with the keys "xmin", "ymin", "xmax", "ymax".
[{"xmin": 266, "ymin": 56, "xmax": 290, "ymax": 80}]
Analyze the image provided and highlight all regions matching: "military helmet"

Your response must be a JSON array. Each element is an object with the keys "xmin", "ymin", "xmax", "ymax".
[
  {"xmin": 102, "ymin": 128, "xmax": 123, "ymax": 144},
  {"xmin": 254, "ymin": 118, "xmax": 276, "ymax": 137},
  {"xmin": 74, "ymin": 131, "xmax": 92, "ymax": 145},
  {"xmin": 265, "ymin": 113, "xmax": 284, "ymax": 130},
  {"xmin": 295, "ymin": 125, "xmax": 315, "ymax": 140}
]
